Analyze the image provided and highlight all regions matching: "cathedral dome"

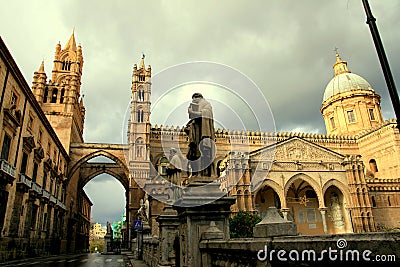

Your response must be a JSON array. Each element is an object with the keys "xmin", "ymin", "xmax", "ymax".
[
  {"xmin": 323, "ymin": 72, "xmax": 374, "ymax": 101},
  {"xmin": 322, "ymin": 52, "xmax": 374, "ymax": 102}
]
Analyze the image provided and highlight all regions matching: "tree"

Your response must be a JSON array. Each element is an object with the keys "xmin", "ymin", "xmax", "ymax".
[
  {"xmin": 229, "ymin": 211, "xmax": 261, "ymax": 238},
  {"xmin": 89, "ymin": 239, "xmax": 105, "ymax": 253}
]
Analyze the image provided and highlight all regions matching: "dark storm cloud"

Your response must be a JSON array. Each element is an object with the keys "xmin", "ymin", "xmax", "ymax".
[{"xmin": 1, "ymin": 0, "xmax": 399, "ymax": 224}]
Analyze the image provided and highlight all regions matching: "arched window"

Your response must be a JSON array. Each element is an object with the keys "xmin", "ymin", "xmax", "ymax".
[
  {"xmin": 369, "ymin": 159, "xmax": 378, "ymax": 173},
  {"xmin": 137, "ymin": 110, "xmax": 143, "ymax": 122},
  {"xmin": 62, "ymin": 60, "xmax": 71, "ymax": 71},
  {"xmin": 51, "ymin": 89, "xmax": 58, "ymax": 103},
  {"xmin": 159, "ymin": 157, "xmax": 169, "ymax": 175},
  {"xmin": 43, "ymin": 87, "xmax": 49, "ymax": 103},
  {"xmin": 60, "ymin": 89, "xmax": 65, "ymax": 103},
  {"xmin": 135, "ymin": 137, "xmax": 144, "ymax": 158}
]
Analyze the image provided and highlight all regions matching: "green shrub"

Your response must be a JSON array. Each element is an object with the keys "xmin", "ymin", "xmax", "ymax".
[{"xmin": 229, "ymin": 211, "xmax": 261, "ymax": 238}]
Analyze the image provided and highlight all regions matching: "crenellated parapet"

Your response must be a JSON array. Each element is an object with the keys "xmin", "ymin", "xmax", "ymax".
[
  {"xmin": 366, "ymin": 177, "xmax": 400, "ymax": 192},
  {"xmin": 356, "ymin": 119, "xmax": 397, "ymax": 139}
]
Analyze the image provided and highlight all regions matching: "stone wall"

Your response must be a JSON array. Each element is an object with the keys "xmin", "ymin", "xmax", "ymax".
[
  {"xmin": 142, "ymin": 237, "xmax": 159, "ymax": 267},
  {"xmin": 199, "ymin": 233, "xmax": 400, "ymax": 267},
  {"xmin": 141, "ymin": 232, "xmax": 400, "ymax": 266}
]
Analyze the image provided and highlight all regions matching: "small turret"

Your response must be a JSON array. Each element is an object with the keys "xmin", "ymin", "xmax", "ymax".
[{"xmin": 32, "ymin": 61, "xmax": 47, "ymax": 104}]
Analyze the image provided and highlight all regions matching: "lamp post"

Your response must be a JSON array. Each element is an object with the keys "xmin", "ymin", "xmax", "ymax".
[{"xmin": 362, "ymin": 0, "xmax": 400, "ymax": 129}]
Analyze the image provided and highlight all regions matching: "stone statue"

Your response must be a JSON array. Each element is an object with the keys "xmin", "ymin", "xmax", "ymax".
[
  {"xmin": 106, "ymin": 221, "xmax": 112, "ymax": 235},
  {"xmin": 144, "ymin": 194, "xmax": 149, "ymax": 221},
  {"xmin": 167, "ymin": 148, "xmax": 186, "ymax": 185},
  {"xmin": 328, "ymin": 192, "xmax": 345, "ymax": 228},
  {"xmin": 137, "ymin": 198, "xmax": 148, "ymax": 222},
  {"xmin": 184, "ymin": 93, "xmax": 215, "ymax": 177}
]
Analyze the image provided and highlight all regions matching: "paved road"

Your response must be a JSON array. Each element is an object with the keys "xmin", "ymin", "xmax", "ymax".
[{"xmin": 0, "ymin": 253, "xmax": 130, "ymax": 267}]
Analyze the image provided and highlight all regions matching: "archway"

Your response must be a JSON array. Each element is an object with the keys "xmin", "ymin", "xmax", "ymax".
[
  {"xmin": 323, "ymin": 185, "xmax": 352, "ymax": 234},
  {"xmin": 254, "ymin": 185, "xmax": 281, "ymax": 218},
  {"xmin": 69, "ymin": 154, "xmax": 131, "ymax": 252},
  {"xmin": 285, "ymin": 175, "xmax": 324, "ymax": 235},
  {"xmin": 83, "ymin": 172, "xmax": 126, "ymax": 252},
  {"xmin": 66, "ymin": 143, "xmax": 144, "ymax": 253}
]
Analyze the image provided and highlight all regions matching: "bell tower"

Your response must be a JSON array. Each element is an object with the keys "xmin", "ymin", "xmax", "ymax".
[
  {"xmin": 32, "ymin": 31, "xmax": 85, "ymax": 152},
  {"xmin": 127, "ymin": 55, "xmax": 152, "ymax": 227},
  {"xmin": 128, "ymin": 54, "xmax": 151, "ymax": 162}
]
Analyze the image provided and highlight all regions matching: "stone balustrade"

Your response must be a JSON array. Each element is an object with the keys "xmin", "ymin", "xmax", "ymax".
[
  {"xmin": 18, "ymin": 173, "xmax": 32, "ymax": 189},
  {"xmin": 199, "ymin": 233, "xmax": 400, "ymax": 267},
  {"xmin": 141, "ymin": 232, "xmax": 400, "ymax": 266},
  {"xmin": 0, "ymin": 159, "xmax": 15, "ymax": 179},
  {"xmin": 31, "ymin": 182, "xmax": 42, "ymax": 195},
  {"xmin": 142, "ymin": 237, "xmax": 159, "ymax": 267}
]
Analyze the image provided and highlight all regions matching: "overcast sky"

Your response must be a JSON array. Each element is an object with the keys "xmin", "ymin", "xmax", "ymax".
[{"xmin": 1, "ymin": 0, "xmax": 399, "ymax": 225}]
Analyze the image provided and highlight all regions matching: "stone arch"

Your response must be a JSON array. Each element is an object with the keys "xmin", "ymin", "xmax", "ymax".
[
  {"xmin": 322, "ymin": 179, "xmax": 351, "ymax": 207},
  {"xmin": 78, "ymin": 167, "xmax": 129, "ymax": 190},
  {"xmin": 215, "ymin": 156, "xmax": 225, "ymax": 177},
  {"xmin": 68, "ymin": 149, "xmax": 129, "ymax": 182},
  {"xmin": 152, "ymin": 153, "xmax": 165, "ymax": 167},
  {"xmin": 323, "ymin": 184, "xmax": 352, "ymax": 234},
  {"xmin": 54, "ymin": 74, "xmax": 69, "ymax": 84},
  {"xmin": 254, "ymin": 179, "xmax": 285, "ymax": 208},
  {"xmin": 284, "ymin": 173, "xmax": 323, "ymax": 207}
]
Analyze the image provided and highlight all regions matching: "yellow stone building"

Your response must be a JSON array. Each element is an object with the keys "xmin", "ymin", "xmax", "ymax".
[
  {"xmin": 146, "ymin": 53, "xmax": 400, "ymax": 236},
  {"xmin": 215, "ymin": 52, "xmax": 400, "ymax": 235},
  {"xmin": 0, "ymin": 37, "xmax": 71, "ymax": 259}
]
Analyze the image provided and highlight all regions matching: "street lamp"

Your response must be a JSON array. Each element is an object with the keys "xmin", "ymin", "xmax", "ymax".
[{"xmin": 362, "ymin": 0, "xmax": 400, "ymax": 129}]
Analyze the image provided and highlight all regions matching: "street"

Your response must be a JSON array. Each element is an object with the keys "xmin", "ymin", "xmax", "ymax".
[{"xmin": 0, "ymin": 253, "xmax": 131, "ymax": 267}]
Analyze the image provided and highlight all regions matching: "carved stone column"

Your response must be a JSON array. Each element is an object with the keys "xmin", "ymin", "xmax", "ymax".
[
  {"xmin": 281, "ymin": 207, "xmax": 290, "ymax": 221},
  {"xmin": 319, "ymin": 208, "xmax": 328, "ymax": 234}
]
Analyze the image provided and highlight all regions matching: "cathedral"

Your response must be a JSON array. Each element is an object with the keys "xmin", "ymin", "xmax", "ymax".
[
  {"xmin": 143, "ymin": 50, "xmax": 400, "ymax": 236},
  {"xmin": 0, "ymin": 32, "xmax": 399, "ymax": 261}
]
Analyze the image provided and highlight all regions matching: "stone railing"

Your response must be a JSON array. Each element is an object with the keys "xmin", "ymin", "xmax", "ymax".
[
  {"xmin": 56, "ymin": 200, "xmax": 66, "ymax": 210},
  {"xmin": 142, "ymin": 237, "xmax": 159, "ymax": 267},
  {"xmin": 0, "ymin": 159, "xmax": 16, "ymax": 178},
  {"xmin": 42, "ymin": 190, "xmax": 50, "ymax": 200},
  {"xmin": 50, "ymin": 195, "xmax": 57, "ymax": 205},
  {"xmin": 18, "ymin": 173, "xmax": 32, "ymax": 189},
  {"xmin": 140, "ymin": 232, "xmax": 400, "ymax": 267},
  {"xmin": 31, "ymin": 182, "xmax": 42, "ymax": 195},
  {"xmin": 199, "ymin": 233, "xmax": 400, "ymax": 266}
]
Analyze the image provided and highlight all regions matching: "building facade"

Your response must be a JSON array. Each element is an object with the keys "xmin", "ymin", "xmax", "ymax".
[
  {"xmin": 142, "ymin": 53, "xmax": 400, "ymax": 236},
  {"xmin": 0, "ymin": 37, "xmax": 70, "ymax": 260}
]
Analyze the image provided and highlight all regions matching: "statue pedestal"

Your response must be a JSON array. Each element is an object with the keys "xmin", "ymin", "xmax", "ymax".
[
  {"xmin": 157, "ymin": 206, "xmax": 179, "ymax": 267},
  {"xmin": 253, "ymin": 206, "xmax": 297, "ymax": 237},
  {"xmin": 173, "ymin": 176, "xmax": 235, "ymax": 267},
  {"xmin": 103, "ymin": 234, "xmax": 113, "ymax": 254}
]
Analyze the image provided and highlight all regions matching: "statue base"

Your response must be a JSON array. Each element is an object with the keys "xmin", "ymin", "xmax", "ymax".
[
  {"xmin": 253, "ymin": 207, "xmax": 297, "ymax": 237},
  {"xmin": 173, "ymin": 176, "xmax": 235, "ymax": 267},
  {"xmin": 174, "ymin": 175, "xmax": 225, "ymax": 207}
]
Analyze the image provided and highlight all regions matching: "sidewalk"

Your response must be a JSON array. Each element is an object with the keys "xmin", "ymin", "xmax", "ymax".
[{"xmin": 121, "ymin": 250, "xmax": 148, "ymax": 267}]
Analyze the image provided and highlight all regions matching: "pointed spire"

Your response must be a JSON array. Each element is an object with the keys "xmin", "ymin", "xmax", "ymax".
[
  {"xmin": 38, "ymin": 60, "xmax": 45, "ymax": 73},
  {"xmin": 333, "ymin": 48, "xmax": 350, "ymax": 77},
  {"xmin": 64, "ymin": 29, "xmax": 77, "ymax": 51},
  {"xmin": 139, "ymin": 53, "xmax": 145, "ymax": 69}
]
